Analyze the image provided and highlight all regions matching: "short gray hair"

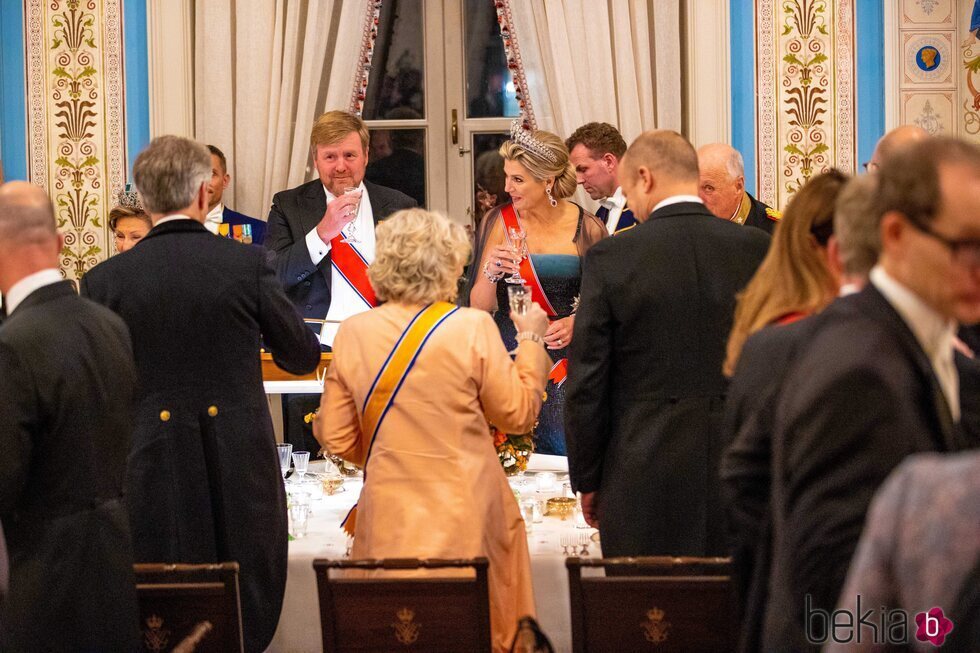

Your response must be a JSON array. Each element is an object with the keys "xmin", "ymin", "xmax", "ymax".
[
  {"xmin": 133, "ymin": 136, "xmax": 211, "ymax": 214},
  {"xmin": 834, "ymin": 175, "xmax": 879, "ymax": 278}
]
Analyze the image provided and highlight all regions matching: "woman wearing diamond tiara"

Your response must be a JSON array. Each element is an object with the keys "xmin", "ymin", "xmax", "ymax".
[{"xmin": 464, "ymin": 120, "xmax": 607, "ymax": 455}]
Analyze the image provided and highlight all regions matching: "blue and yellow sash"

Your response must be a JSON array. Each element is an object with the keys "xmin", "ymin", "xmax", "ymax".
[{"xmin": 340, "ymin": 301, "xmax": 458, "ymax": 536}]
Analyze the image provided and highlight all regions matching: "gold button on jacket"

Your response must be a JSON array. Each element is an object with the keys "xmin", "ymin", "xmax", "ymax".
[
  {"xmin": 207, "ymin": 405, "xmax": 218, "ymax": 417},
  {"xmin": 159, "ymin": 410, "xmax": 171, "ymax": 422}
]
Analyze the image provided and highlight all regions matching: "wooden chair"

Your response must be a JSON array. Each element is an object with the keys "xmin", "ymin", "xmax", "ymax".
[
  {"xmin": 133, "ymin": 562, "xmax": 244, "ymax": 653},
  {"xmin": 313, "ymin": 557, "xmax": 492, "ymax": 652},
  {"xmin": 566, "ymin": 556, "xmax": 736, "ymax": 653}
]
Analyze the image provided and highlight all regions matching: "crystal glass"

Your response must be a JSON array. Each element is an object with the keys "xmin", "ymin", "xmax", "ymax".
[
  {"xmin": 507, "ymin": 284, "xmax": 531, "ymax": 316},
  {"xmin": 292, "ymin": 451, "xmax": 310, "ymax": 481},
  {"xmin": 276, "ymin": 443, "xmax": 293, "ymax": 480},
  {"xmin": 341, "ymin": 187, "xmax": 361, "ymax": 243},
  {"xmin": 505, "ymin": 226, "xmax": 527, "ymax": 285},
  {"xmin": 289, "ymin": 504, "xmax": 310, "ymax": 538}
]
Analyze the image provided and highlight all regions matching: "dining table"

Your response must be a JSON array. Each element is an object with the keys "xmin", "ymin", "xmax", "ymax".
[{"xmin": 266, "ymin": 454, "xmax": 597, "ymax": 653}]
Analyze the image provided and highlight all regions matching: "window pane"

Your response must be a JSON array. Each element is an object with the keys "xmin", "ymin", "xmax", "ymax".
[
  {"xmin": 472, "ymin": 132, "xmax": 510, "ymax": 227},
  {"xmin": 362, "ymin": 0, "xmax": 425, "ymax": 120},
  {"xmin": 366, "ymin": 128, "xmax": 426, "ymax": 208},
  {"xmin": 464, "ymin": 0, "xmax": 519, "ymax": 119}
]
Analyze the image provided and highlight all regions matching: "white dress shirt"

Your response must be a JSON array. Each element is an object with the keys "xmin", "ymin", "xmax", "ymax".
[
  {"xmin": 155, "ymin": 213, "xmax": 194, "ymax": 226},
  {"xmin": 598, "ymin": 187, "xmax": 628, "ymax": 235},
  {"xmin": 870, "ymin": 265, "xmax": 960, "ymax": 421},
  {"xmin": 204, "ymin": 203, "xmax": 224, "ymax": 234},
  {"xmin": 4, "ymin": 268, "xmax": 64, "ymax": 315},
  {"xmin": 304, "ymin": 182, "xmax": 376, "ymax": 347}
]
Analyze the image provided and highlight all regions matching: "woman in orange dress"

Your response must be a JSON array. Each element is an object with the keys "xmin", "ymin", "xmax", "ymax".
[{"xmin": 314, "ymin": 208, "xmax": 550, "ymax": 651}]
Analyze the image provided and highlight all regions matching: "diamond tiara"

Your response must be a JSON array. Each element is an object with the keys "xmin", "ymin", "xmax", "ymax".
[
  {"xmin": 509, "ymin": 118, "xmax": 559, "ymax": 165},
  {"xmin": 116, "ymin": 184, "xmax": 143, "ymax": 212}
]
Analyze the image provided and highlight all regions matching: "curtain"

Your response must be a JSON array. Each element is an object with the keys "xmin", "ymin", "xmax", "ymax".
[
  {"xmin": 507, "ymin": 0, "xmax": 682, "ymax": 145},
  {"xmin": 194, "ymin": 0, "xmax": 368, "ymax": 221}
]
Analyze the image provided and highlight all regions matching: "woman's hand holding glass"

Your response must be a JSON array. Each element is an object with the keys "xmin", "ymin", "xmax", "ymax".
[
  {"xmin": 485, "ymin": 244, "xmax": 522, "ymax": 280},
  {"xmin": 511, "ymin": 301, "xmax": 549, "ymax": 339}
]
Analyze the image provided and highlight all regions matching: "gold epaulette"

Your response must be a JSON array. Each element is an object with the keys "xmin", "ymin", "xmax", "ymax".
[{"xmin": 765, "ymin": 207, "xmax": 782, "ymax": 222}]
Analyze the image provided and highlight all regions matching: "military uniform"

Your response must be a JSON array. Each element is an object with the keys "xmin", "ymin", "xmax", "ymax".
[{"xmin": 732, "ymin": 191, "xmax": 780, "ymax": 234}]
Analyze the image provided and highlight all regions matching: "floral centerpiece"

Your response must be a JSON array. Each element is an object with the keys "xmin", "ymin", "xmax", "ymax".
[{"xmin": 491, "ymin": 423, "xmax": 534, "ymax": 476}]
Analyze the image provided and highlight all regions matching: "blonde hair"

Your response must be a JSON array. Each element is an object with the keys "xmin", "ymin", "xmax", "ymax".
[
  {"xmin": 369, "ymin": 209, "xmax": 471, "ymax": 304},
  {"xmin": 724, "ymin": 170, "xmax": 847, "ymax": 376},
  {"xmin": 310, "ymin": 110, "xmax": 370, "ymax": 153},
  {"xmin": 499, "ymin": 129, "xmax": 577, "ymax": 199}
]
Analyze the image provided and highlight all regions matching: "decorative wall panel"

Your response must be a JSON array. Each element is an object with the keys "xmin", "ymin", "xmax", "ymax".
[
  {"xmin": 903, "ymin": 0, "xmax": 955, "ymax": 26},
  {"xmin": 25, "ymin": 0, "xmax": 127, "ymax": 281},
  {"xmin": 755, "ymin": 0, "xmax": 856, "ymax": 210}
]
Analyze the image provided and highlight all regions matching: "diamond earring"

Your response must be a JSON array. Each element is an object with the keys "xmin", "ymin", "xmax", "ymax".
[{"xmin": 546, "ymin": 186, "xmax": 557, "ymax": 207}]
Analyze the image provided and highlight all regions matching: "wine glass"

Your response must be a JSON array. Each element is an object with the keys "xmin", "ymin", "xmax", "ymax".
[
  {"xmin": 505, "ymin": 226, "xmax": 527, "ymax": 285},
  {"xmin": 276, "ymin": 443, "xmax": 293, "ymax": 481},
  {"xmin": 292, "ymin": 450, "xmax": 310, "ymax": 481},
  {"xmin": 341, "ymin": 186, "xmax": 361, "ymax": 243}
]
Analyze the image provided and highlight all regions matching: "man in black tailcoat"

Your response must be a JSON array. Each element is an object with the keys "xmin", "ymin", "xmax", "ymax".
[{"xmin": 82, "ymin": 136, "xmax": 321, "ymax": 652}]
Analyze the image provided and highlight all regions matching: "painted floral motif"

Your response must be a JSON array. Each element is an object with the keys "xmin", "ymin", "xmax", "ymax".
[
  {"xmin": 27, "ymin": 0, "xmax": 125, "ymax": 280},
  {"xmin": 916, "ymin": 0, "xmax": 940, "ymax": 15},
  {"xmin": 963, "ymin": 32, "xmax": 980, "ymax": 136},
  {"xmin": 914, "ymin": 99, "xmax": 945, "ymax": 134},
  {"xmin": 780, "ymin": 0, "xmax": 832, "ymax": 196}
]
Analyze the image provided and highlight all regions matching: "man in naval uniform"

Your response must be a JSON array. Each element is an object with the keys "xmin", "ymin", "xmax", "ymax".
[
  {"xmin": 697, "ymin": 142, "xmax": 780, "ymax": 235},
  {"xmin": 566, "ymin": 122, "xmax": 637, "ymax": 235}
]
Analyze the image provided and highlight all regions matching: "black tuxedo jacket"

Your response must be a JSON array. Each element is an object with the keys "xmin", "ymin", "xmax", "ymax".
[
  {"xmin": 265, "ymin": 179, "xmax": 416, "ymax": 319},
  {"xmin": 0, "ymin": 281, "xmax": 140, "ymax": 651},
  {"xmin": 81, "ymin": 219, "xmax": 320, "ymax": 651},
  {"xmin": 764, "ymin": 285, "xmax": 970, "ymax": 651},
  {"xmin": 565, "ymin": 201, "xmax": 770, "ymax": 557}
]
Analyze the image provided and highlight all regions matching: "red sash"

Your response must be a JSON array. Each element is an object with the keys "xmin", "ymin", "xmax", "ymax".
[
  {"xmin": 549, "ymin": 358, "xmax": 568, "ymax": 388},
  {"xmin": 500, "ymin": 205, "xmax": 558, "ymax": 318},
  {"xmin": 331, "ymin": 236, "xmax": 377, "ymax": 308},
  {"xmin": 500, "ymin": 205, "xmax": 567, "ymax": 387}
]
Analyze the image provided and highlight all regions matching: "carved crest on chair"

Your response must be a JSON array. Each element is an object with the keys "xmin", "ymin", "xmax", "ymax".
[
  {"xmin": 143, "ymin": 614, "xmax": 170, "ymax": 652},
  {"xmin": 641, "ymin": 606, "xmax": 671, "ymax": 643},
  {"xmin": 392, "ymin": 606, "xmax": 421, "ymax": 645}
]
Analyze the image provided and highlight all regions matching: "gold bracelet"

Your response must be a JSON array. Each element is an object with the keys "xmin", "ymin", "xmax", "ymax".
[{"xmin": 515, "ymin": 331, "xmax": 545, "ymax": 347}]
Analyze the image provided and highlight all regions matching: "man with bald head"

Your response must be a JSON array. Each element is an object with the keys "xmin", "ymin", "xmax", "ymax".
[
  {"xmin": 0, "ymin": 182, "xmax": 140, "ymax": 650},
  {"xmin": 698, "ymin": 142, "xmax": 781, "ymax": 234},
  {"xmin": 866, "ymin": 124, "xmax": 929, "ymax": 173},
  {"xmin": 565, "ymin": 131, "xmax": 770, "ymax": 556}
]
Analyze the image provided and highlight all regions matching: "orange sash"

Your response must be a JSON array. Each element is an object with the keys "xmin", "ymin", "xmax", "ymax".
[{"xmin": 331, "ymin": 235, "xmax": 377, "ymax": 308}]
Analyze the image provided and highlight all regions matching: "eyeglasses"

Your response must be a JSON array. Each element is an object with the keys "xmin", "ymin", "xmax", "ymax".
[{"xmin": 906, "ymin": 217, "xmax": 980, "ymax": 268}]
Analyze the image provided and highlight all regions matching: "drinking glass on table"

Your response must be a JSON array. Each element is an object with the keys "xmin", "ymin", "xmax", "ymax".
[
  {"xmin": 504, "ymin": 226, "xmax": 527, "ymax": 285},
  {"xmin": 276, "ymin": 443, "xmax": 293, "ymax": 481},
  {"xmin": 289, "ymin": 504, "xmax": 310, "ymax": 538},
  {"xmin": 292, "ymin": 450, "xmax": 310, "ymax": 481},
  {"xmin": 341, "ymin": 186, "xmax": 361, "ymax": 243}
]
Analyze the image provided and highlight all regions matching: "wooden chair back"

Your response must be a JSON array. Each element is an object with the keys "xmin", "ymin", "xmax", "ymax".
[
  {"xmin": 566, "ymin": 556, "xmax": 735, "ymax": 653},
  {"xmin": 133, "ymin": 562, "xmax": 243, "ymax": 653},
  {"xmin": 313, "ymin": 557, "xmax": 492, "ymax": 652}
]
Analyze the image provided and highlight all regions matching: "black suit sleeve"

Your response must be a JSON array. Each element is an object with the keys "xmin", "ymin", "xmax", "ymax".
[
  {"xmin": 0, "ymin": 342, "xmax": 33, "ymax": 516},
  {"xmin": 255, "ymin": 256, "xmax": 321, "ymax": 374},
  {"xmin": 564, "ymin": 246, "xmax": 614, "ymax": 494},
  {"xmin": 777, "ymin": 365, "xmax": 915, "ymax": 615},
  {"xmin": 265, "ymin": 192, "xmax": 325, "ymax": 293}
]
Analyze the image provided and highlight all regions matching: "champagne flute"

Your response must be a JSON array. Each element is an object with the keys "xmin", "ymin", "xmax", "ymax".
[
  {"xmin": 341, "ymin": 186, "xmax": 361, "ymax": 243},
  {"xmin": 276, "ymin": 443, "xmax": 293, "ymax": 481},
  {"xmin": 505, "ymin": 226, "xmax": 527, "ymax": 285}
]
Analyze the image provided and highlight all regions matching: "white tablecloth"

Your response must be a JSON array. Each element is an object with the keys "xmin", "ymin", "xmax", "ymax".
[{"xmin": 266, "ymin": 458, "xmax": 595, "ymax": 653}]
